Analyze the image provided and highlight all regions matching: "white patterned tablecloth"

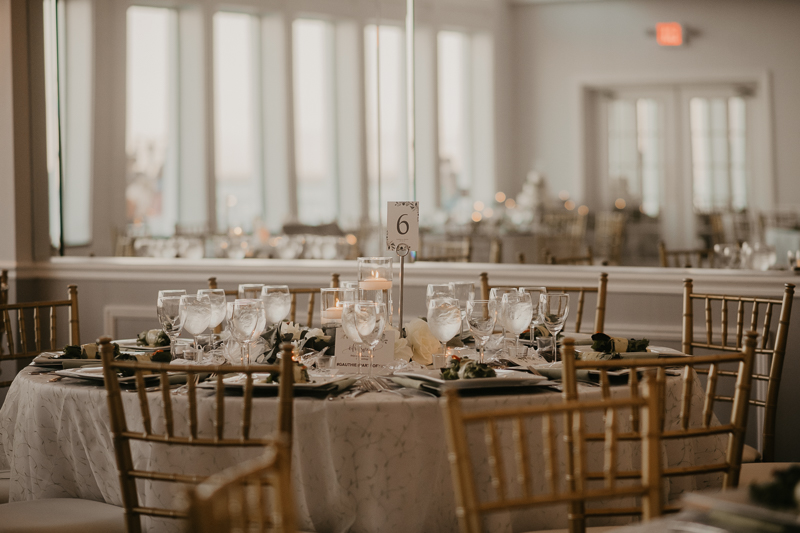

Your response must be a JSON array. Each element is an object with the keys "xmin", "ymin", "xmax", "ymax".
[{"xmin": 0, "ymin": 368, "xmax": 726, "ymax": 533}]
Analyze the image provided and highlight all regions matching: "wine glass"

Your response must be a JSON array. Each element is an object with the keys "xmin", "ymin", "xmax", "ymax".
[
  {"xmin": 230, "ymin": 299, "xmax": 266, "ymax": 365},
  {"xmin": 490, "ymin": 287, "xmax": 518, "ymax": 349},
  {"xmin": 354, "ymin": 301, "xmax": 387, "ymax": 379},
  {"xmin": 449, "ymin": 282, "xmax": 475, "ymax": 339},
  {"xmin": 539, "ymin": 293, "xmax": 570, "ymax": 363},
  {"xmin": 426, "ymin": 284, "xmax": 454, "ymax": 306},
  {"xmin": 238, "ymin": 284, "xmax": 265, "ymax": 299},
  {"xmin": 261, "ymin": 286, "xmax": 292, "ymax": 325},
  {"xmin": 341, "ymin": 301, "xmax": 366, "ymax": 375},
  {"xmin": 466, "ymin": 300, "xmax": 497, "ymax": 363},
  {"xmin": 501, "ymin": 292, "xmax": 534, "ymax": 359},
  {"xmin": 520, "ymin": 286, "xmax": 547, "ymax": 349},
  {"xmin": 427, "ymin": 297, "xmax": 462, "ymax": 367},
  {"xmin": 179, "ymin": 295, "xmax": 211, "ymax": 349},
  {"xmin": 197, "ymin": 289, "xmax": 227, "ymax": 331},
  {"xmin": 157, "ymin": 293, "xmax": 184, "ymax": 358}
]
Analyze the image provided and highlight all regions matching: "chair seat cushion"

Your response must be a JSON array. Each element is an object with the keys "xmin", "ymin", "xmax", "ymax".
[
  {"xmin": 0, "ymin": 498, "xmax": 125, "ymax": 532},
  {"xmin": 742, "ymin": 443, "xmax": 762, "ymax": 463},
  {"xmin": 0, "ymin": 470, "xmax": 9, "ymax": 504}
]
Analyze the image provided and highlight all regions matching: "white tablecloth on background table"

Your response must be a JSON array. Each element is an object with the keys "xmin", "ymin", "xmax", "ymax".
[{"xmin": 0, "ymin": 367, "xmax": 726, "ymax": 533}]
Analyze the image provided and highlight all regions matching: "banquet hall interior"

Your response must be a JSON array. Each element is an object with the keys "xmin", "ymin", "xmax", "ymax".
[{"xmin": 2, "ymin": 0, "xmax": 800, "ymax": 531}]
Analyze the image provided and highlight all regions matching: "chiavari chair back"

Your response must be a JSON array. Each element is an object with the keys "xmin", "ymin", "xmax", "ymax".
[
  {"xmin": 479, "ymin": 272, "xmax": 608, "ymax": 333},
  {"xmin": 187, "ymin": 438, "xmax": 297, "ymax": 533},
  {"xmin": 0, "ymin": 269, "xmax": 8, "ymax": 305},
  {"xmin": 441, "ymin": 374, "xmax": 662, "ymax": 533},
  {"xmin": 682, "ymin": 279, "xmax": 794, "ymax": 462},
  {"xmin": 208, "ymin": 273, "xmax": 340, "ymax": 328},
  {"xmin": 100, "ymin": 338, "xmax": 295, "ymax": 533},
  {"xmin": 594, "ymin": 212, "xmax": 626, "ymax": 266},
  {"xmin": 0, "ymin": 284, "xmax": 80, "ymax": 389},
  {"xmin": 544, "ymin": 246, "xmax": 594, "ymax": 266},
  {"xmin": 658, "ymin": 242, "xmax": 715, "ymax": 268},
  {"xmin": 562, "ymin": 333, "xmax": 757, "ymax": 508},
  {"xmin": 418, "ymin": 236, "xmax": 472, "ymax": 262}
]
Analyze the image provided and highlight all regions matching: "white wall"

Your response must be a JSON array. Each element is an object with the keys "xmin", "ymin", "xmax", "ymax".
[{"xmin": 509, "ymin": 0, "xmax": 800, "ymax": 206}]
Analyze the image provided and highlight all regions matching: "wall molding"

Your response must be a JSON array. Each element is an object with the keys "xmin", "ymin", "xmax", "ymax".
[{"xmin": 103, "ymin": 304, "xmax": 154, "ymax": 339}]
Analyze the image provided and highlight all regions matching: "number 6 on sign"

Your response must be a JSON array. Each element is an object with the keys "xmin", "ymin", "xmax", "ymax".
[{"xmin": 386, "ymin": 202, "xmax": 419, "ymax": 252}]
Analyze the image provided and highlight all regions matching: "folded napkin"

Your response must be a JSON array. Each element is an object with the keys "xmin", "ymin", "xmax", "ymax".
[
  {"xmin": 531, "ymin": 364, "xmax": 591, "ymax": 382},
  {"xmin": 388, "ymin": 376, "xmax": 428, "ymax": 390}
]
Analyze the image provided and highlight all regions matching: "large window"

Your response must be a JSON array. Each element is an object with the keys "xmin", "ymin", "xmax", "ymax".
[
  {"xmin": 214, "ymin": 12, "xmax": 259, "ymax": 233},
  {"xmin": 365, "ymin": 24, "xmax": 407, "ymax": 222},
  {"xmin": 690, "ymin": 96, "xmax": 748, "ymax": 212},
  {"xmin": 125, "ymin": 6, "xmax": 177, "ymax": 237}
]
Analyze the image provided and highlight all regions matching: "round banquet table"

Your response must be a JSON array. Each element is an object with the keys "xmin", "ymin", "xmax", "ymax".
[{"xmin": 0, "ymin": 367, "xmax": 727, "ymax": 533}]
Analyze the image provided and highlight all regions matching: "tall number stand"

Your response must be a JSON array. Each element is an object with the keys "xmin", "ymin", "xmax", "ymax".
[{"xmin": 396, "ymin": 243, "xmax": 410, "ymax": 337}]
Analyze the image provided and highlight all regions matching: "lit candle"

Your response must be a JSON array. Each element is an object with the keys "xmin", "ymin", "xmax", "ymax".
[
  {"xmin": 359, "ymin": 275, "xmax": 392, "ymax": 291},
  {"xmin": 322, "ymin": 307, "xmax": 343, "ymax": 321}
]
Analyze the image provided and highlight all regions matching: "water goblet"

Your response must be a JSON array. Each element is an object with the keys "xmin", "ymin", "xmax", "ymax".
[
  {"xmin": 539, "ymin": 293, "xmax": 570, "ymax": 363},
  {"xmin": 520, "ymin": 286, "xmax": 546, "ymax": 348},
  {"xmin": 501, "ymin": 292, "xmax": 534, "ymax": 359},
  {"xmin": 157, "ymin": 294, "xmax": 184, "ymax": 357},
  {"xmin": 449, "ymin": 282, "xmax": 475, "ymax": 338},
  {"xmin": 238, "ymin": 284, "xmax": 265, "ymax": 299},
  {"xmin": 261, "ymin": 285, "xmax": 291, "ymax": 326},
  {"xmin": 490, "ymin": 287, "xmax": 518, "ymax": 349},
  {"xmin": 354, "ymin": 301, "xmax": 387, "ymax": 379},
  {"xmin": 427, "ymin": 297, "xmax": 462, "ymax": 367},
  {"xmin": 426, "ymin": 284, "xmax": 454, "ymax": 306},
  {"xmin": 197, "ymin": 289, "xmax": 227, "ymax": 330},
  {"xmin": 466, "ymin": 300, "xmax": 497, "ymax": 363},
  {"xmin": 341, "ymin": 301, "xmax": 366, "ymax": 375},
  {"xmin": 179, "ymin": 295, "xmax": 212, "ymax": 349},
  {"xmin": 230, "ymin": 299, "xmax": 266, "ymax": 365}
]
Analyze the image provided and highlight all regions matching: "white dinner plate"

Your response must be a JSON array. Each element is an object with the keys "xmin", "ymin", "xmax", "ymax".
[
  {"xmin": 197, "ymin": 374, "xmax": 357, "ymax": 391},
  {"xmin": 114, "ymin": 338, "xmax": 172, "ymax": 352},
  {"xmin": 394, "ymin": 369, "xmax": 548, "ymax": 390},
  {"xmin": 55, "ymin": 366, "xmax": 186, "ymax": 385}
]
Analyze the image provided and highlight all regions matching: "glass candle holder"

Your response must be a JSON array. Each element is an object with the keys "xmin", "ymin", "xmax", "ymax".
[
  {"xmin": 358, "ymin": 257, "xmax": 394, "ymax": 326},
  {"xmin": 320, "ymin": 288, "xmax": 349, "ymax": 327}
]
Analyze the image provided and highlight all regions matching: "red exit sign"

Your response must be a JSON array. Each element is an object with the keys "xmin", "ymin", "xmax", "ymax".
[{"xmin": 656, "ymin": 22, "xmax": 683, "ymax": 46}]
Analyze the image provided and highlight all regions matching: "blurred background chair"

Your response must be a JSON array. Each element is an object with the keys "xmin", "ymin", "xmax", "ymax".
[
  {"xmin": 658, "ymin": 241, "xmax": 715, "ymax": 268},
  {"xmin": 417, "ymin": 235, "xmax": 472, "ymax": 262}
]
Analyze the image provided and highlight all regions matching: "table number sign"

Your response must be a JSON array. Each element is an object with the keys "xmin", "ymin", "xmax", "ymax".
[
  {"xmin": 386, "ymin": 201, "xmax": 419, "ymax": 252},
  {"xmin": 334, "ymin": 328, "xmax": 395, "ymax": 373}
]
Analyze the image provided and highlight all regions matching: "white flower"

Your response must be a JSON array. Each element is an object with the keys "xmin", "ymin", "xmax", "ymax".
[
  {"xmin": 280, "ymin": 321, "xmax": 302, "ymax": 341},
  {"xmin": 389, "ymin": 327, "xmax": 413, "ymax": 360},
  {"xmin": 404, "ymin": 318, "xmax": 440, "ymax": 365},
  {"xmin": 305, "ymin": 328, "xmax": 325, "ymax": 339}
]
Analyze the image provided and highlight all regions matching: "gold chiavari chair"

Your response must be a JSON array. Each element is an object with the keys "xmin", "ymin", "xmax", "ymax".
[
  {"xmin": 187, "ymin": 438, "xmax": 297, "ymax": 533},
  {"xmin": 544, "ymin": 246, "xmax": 594, "ymax": 266},
  {"xmin": 594, "ymin": 212, "xmax": 626, "ymax": 266},
  {"xmin": 562, "ymin": 333, "xmax": 757, "ymax": 510},
  {"xmin": 0, "ymin": 269, "xmax": 8, "ymax": 305},
  {"xmin": 441, "ymin": 374, "xmax": 662, "ymax": 533},
  {"xmin": 682, "ymin": 279, "xmax": 795, "ymax": 463},
  {"xmin": 479, "ymin": 272, "xmax": 608, "ymax": 334},
  {"xmin": 208, "ymin": 273, "xmax": 340, "ymax": 328},
  {"xmin": 0, "ymin": 284, "xmax": 80, "ymax": 390},
  {"xmin": 658, "ymin": 241, "xmax": 715, "ymax": 268},
  {"xmin": 100, "ymin": 337, "xmax": 296, "ymax": 533}
]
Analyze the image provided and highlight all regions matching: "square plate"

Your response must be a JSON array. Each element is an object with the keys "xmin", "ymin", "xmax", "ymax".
[
  {"xmin": 197, "ymin": 374, "xmax": 357, "ymax": 392},
  {"xmin": 394, "ymin": 369, "xmax": 548, "ymax": 390},
  {"xmin": 54, "ymin": 365, "xmax": 186, "ymax": 385}
]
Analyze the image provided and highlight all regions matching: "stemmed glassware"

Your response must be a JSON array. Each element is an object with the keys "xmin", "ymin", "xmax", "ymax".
[
  {"xmin": 341, "ymin": 301, "xmax": 366, "ymax": 375},
  {"xmin": 427, "ymin": 297, "xmax": 463, "ymax": 367},
  {"xmin": 426, "ymin": 284, "xmax": 454, "ymax": 306},
  {"xmin": 354, "ymin": 302, "xmax": 387, "ymax": 379},
  {"xmin": 238, "ymin": 284, "xmax": 264, "ymax": 299},
  {"xmin": 157, "ymin": 290, "xmax": 186, "ymax": 357},
  {"xmin": 230, "ymin": 299, "xmax": 266, "ymax": 365},
  {"xmin": 261, "ymin": 286, "xmax": 291, "ymax": 326},
  {"xmin": 466, "ymin": 300, "xmax": 497, "ymax": 363},
  {"xmin": 179, "ymin": 295, "xmax": 211, "ymax": 349},
  {"xmin": 490, "ymin": 287, "xmax": 518, "ymax": 350},
  {"xmin": 197, "ymin": 289, "xmax": 227, "ymax": 332},
  {"xmin": 449, "ymin": 282, "xmax": 475, "ymax": 339},
  {"xmin": 501, "ymin": 292, "xmax": 534, "ymax": 359},
  {"xmin": 539, "ymin": 293, "xmax": 570, "ymax": 363},
  {"xmin": 520, "ymin": 286, "xmax": 547, "ymax": 351}
]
